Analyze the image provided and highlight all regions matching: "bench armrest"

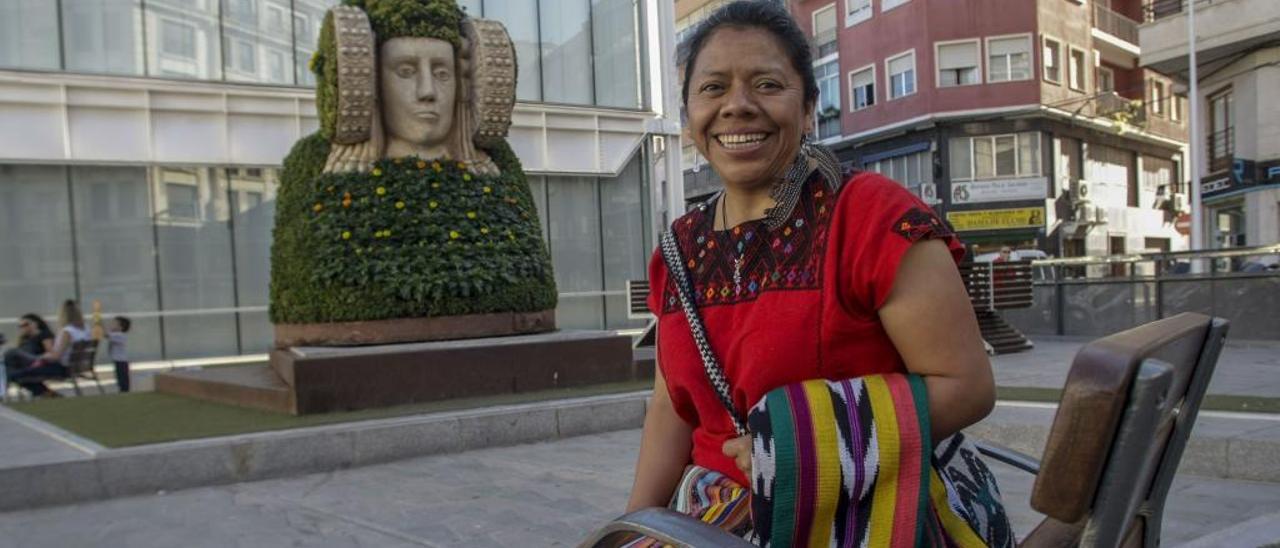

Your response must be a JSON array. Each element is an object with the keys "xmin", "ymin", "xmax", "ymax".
[
  {"xmin": 976, "ymin": 440, "xmax": 1041, "ymax": 475},
  {"xmin": 578, "ymin": 508, "xmax": 754, "ymax": 548}
]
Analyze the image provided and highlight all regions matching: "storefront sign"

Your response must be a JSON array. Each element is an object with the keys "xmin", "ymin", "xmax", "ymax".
[
  {"xmin": 1201, "ymin": 176, "xmax": 1232, "ymax": 195},
  {"xmin": 950, "ymin": 177, "xmax": 1048, "ymax": 204},
  {"xmin": 946, "ymin": 207, "xmax": 1045, "ymax": 231}
]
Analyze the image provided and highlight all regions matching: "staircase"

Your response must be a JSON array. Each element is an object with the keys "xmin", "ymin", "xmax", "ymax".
[{"xmin": 976, "ymin": 309, "xmax": 1033, "ymax": 354}]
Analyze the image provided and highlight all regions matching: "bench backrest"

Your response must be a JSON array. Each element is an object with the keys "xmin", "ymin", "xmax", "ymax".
[
  {"xmin": 1030, "ymin": 312, "xmax": 1228, "ymax": 547},
  {"xmin": 626, "ymin": 279, "xmax": 652, "ymax": 320},
  {"xmin": 64, "ymin": 339, "xmax": 98, "ymax": 375}
]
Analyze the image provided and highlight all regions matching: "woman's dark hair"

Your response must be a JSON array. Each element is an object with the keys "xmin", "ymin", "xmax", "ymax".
[
  {"xmin": 679, "ymin": 1, "xmax": 818, "ymax": 108},
  {"xmin": 19, "ymin": 313, "xmax": 52, "ymax": 341}
]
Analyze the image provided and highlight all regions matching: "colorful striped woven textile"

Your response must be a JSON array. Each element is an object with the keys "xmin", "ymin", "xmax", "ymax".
[
  {"xmin": 622, "ymin": 465, "xmax": 753, "ymax": 548},
  {"xmin": 748, "ymin": 374, "xmax": 1013, "ymax": 548}
]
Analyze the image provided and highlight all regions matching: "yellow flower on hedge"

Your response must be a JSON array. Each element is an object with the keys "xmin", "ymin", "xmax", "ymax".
[
  {"xmin": 416, "ymin": 160, "xmax": 427, "ymax": 169},
  {"xmin": 462, "ymin": 174, "xmax": 472, "ymax": 182},
  {"xmin": 395, "ymin": 201, "xmax": 405, "ymax": 209},
  {"xmin": 466, "ymin": 211, "xmax": 477, "ymax": 219},
  {"xmin": 432, "ymin": 182, "xmax": 440, "ymax": 189},
  {"xmin": 432, "ymin": 161, "xmax": 442, "ymax": 172},
  {"xmin": 326, "ymin": 186, "xmax": 335, "ymax": 193},
  {"xmin": 429, "ymin": 200, "xmax": 438, "ymax": 209},
  {"xmin": 313, "ymin": 203, "xmax": 323, "ymax": 212},
  {"xmin": 384, "ymin": 229, "xmax": 392, "ymax": 237},
  {"xmin": 482, "ymin": 186, "xmax": 492, "ymax": 194},
  {"xmin": 371, "ymin": 168, "xmax": 382, "ymax": 177},
  {"xmin": 376, "ymin": 186, "xmax": 386, "ymax": 196},
  {"xmin": 341, "ymin": 231, "xmax": 351, "ymax": 240},
  {"xmin": 449, "ymin": 230, "xmax": 460, "ymax": 239},
  {"xmin": 457, "ymin": 161, "xmax": 467, "ymax": 170}
]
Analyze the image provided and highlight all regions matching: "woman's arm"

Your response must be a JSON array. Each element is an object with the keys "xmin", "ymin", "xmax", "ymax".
[
  {"xmin": 626, "ymin": 367, "xmax": 694, "ymax": 512},
  {"xmin": 41, "ymin": 331, "xmax": 68, "ymax": 362},
  {"xmin": 879, "ymin": 239, "xmax": 996, "ymax": 442},
  {"xmin": 41, "ymin": 336, "xmax": 55, "ymax": 354}
]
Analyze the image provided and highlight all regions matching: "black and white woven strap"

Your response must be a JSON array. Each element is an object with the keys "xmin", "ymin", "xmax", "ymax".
[{"xmin": 660, "ymin": 229, "xmax": 748, "ymax": 436}]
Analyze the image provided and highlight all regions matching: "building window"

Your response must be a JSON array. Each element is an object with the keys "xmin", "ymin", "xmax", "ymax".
[
  {"xmin": 845, "ymin": 0, "xmax": 871, "ymax": 26},
  {"xmin": 1209, "ymin": 89, "xmax": 1234, "ymax": 171},
  {"xmin": 812, "ymin": 4, "xmax": 838, "ymax": 59},
  {"xmin": 236, "ymin": 40, "xmax": 256, "ymax": 73},
  {"xmin": 268, "ymin": 50, "xmax": 286, "ymax": 83},
  {"xmin": 987, "ymin": 35, "xmax": 1032, "ymax": 83},
  {"xmin": 864, "ymin": 150, "xmax": 933, "ymax": 190},
  {"xmin": 164, "ymin": 183, "xmax": 199, "ymax": 220},
  {"xmin": 886, "ymin": 50, "xmax": 916, "ymax": 100},
  {"xmin": 266, "ymin": 4, "xmax": 287, "ymax": 32},
  {"xmin": 1171, "ymin": 94, "xmax": 1184, "ymax": 122},
  {"xmin": 161, "ymin": 20, "xmax": 197, "ymax": 59},
  {"xmin": 1151, "ymin": 80, "xmax": 1166, "ymax": 117},
  {"xmin": 1043, "ymin": 36, "xmax": 1062, "ymax": 84},
  {"xmin": 937, "ymin": 40, "xmax": 980, "ymax": 87},
  {"xmin": 1068, "ymin": 47, "xmax": 1088, "ymax": 91},
  {"xmin": 849, "ymin": 65, "xmax": 875, "ymax": 111},
  {"xmin": 882, "ymin": 0, "xmax": 910, "ymax": 12},
  {"xmin": 815, "ymin": 60, "xmax": 841, "ymax": 139},
  {"xmin": 1097, "ymin": 65, "xmax": 1115, "ymax": 93},
  {"xmin": 949, "ymin": 132, "xmax": 1042, "ymax": 181}
]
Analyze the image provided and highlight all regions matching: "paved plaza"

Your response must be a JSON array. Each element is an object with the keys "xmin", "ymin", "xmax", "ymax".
[
  {"xmin": 0, "ymin": 336, "xmax": 1278, "ymax": 546},
  {"xmin": 0, "ymin": 429, "xmax": 1277, "ymax": 547}
]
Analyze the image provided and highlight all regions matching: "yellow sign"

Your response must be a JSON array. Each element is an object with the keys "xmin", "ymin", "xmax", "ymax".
[{"xmin": 946, "ymin": 207, "xmax": 1045, "ymax": 231}]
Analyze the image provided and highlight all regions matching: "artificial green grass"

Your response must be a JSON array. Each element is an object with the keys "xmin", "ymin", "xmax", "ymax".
[
  {"xmin": 6, "ymin": 380, "xmax": 651, "ymax": 448},
  {"xmin": 997, "ymin": 386, "xmax": 1280, "ymax": 414}
]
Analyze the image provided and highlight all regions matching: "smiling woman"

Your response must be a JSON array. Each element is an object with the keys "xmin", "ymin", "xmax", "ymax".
[{"xmin": 624, "ymin": 1, "xmax": 1010, "ymax": 546}]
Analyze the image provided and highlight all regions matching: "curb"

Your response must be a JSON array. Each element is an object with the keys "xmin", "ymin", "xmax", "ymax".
[
  {"xmin": 2, "ymin": 394, "xmax": 1277, "ymax": 513},
  {"xmin": 0, "ymin": 391, "xmax": 650, "ymax": 512}
]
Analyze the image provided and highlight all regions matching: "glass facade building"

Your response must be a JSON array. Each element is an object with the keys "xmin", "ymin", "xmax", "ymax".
[{"xmin": 0, "ymin": 0, "xmax": 669, "ymax": 362}]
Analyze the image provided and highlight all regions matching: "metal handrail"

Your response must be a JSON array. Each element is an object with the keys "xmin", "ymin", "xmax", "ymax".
[
  {"xmin": 1095, "ymin": 3, "xmax": 1140, "ymax": 43},
  {"xmin": 1030, "ymin": 244, "xmax": 1280, "ymax": 267}
]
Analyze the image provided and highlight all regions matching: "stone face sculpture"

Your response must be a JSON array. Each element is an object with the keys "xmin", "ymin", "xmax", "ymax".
[{"xmin": 269, "ymin": 0, "xmax": 556, "ymax": 346}]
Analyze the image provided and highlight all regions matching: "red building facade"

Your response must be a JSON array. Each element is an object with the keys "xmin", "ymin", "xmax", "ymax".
[{"xmin": 786, "ymin": 0, "xmax": 1189, "ymax": 258}]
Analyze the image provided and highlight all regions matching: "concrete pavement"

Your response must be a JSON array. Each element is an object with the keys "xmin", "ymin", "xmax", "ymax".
[{"xmin": 0, "ymin": 429, "xmax": 1276, "ymax": 547}]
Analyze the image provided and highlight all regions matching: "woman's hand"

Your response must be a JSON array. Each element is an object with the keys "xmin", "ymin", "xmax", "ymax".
[{"xmin": 722, "ymin": 435, "xmax": 752, "ymax": 478}]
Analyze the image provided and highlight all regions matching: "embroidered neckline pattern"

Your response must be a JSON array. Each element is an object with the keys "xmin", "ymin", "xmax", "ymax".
[{"xmin": 663, "ymin": 174, "xmax": 839, "ymax": 313}]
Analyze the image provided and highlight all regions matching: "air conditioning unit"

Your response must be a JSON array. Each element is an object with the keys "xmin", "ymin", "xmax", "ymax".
[
  {"xmin": 1077, "ymin": 203, "xmax": 1098, "ymax": 225},
  {"xmin": 1071, "ymin": 180, "xmax": 1092, "ymax": 204},
  {"xmin": 1095, "ymin": 206, "xmax": 1110, "ymax": 225},
  {"xmin": 1172, "ymin": 193, "xmax": 1189, "ymax": 213},
  {"xmin": 918, "ymin": 183, "xmax": 938, "ymax": 204}
]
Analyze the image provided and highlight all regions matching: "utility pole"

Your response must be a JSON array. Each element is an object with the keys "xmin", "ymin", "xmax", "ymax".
[{"xmin": 1187, "ymin": 0, "xmax": 1203, "ymax": 251}]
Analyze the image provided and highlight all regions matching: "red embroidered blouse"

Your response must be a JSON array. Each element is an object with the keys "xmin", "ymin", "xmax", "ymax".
[{"xmin": 646, "ymin": 171, "xmax": 964, "ymax": 487}]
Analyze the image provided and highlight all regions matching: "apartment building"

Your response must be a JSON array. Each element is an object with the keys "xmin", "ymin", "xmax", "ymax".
[
  {"xmin": 787, "ymin": 0, "xmax": 1189, "ymax": 260},
  {"xmin": 1140, "ymin": 0, "xmax": 1280, "ymax": 252}
]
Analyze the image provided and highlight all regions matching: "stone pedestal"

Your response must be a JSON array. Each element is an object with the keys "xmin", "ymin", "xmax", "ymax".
[{"xmin": 155, "ymin": 330, "xmax": 642, "ymax": 415}]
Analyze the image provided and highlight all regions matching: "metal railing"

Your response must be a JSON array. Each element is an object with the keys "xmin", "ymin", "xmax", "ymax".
[
  {"xmin": 1207, "ymin": 127, "xmax": 1234, "ymax": 172},
  {"xmin": 1095, "ymin": 3, "xmax": 1140, "ymax": 44},
  {"xmin": 1001, "ymin": 245, "xmax": 1280, "ymax": 340},
  {"xmin": 959, "ymin": 261, "xmax": 1036, "ymax": 312},
  {"xmin": 1143, "ymin": 0, "xmax": 1187, "ymax": 22}
]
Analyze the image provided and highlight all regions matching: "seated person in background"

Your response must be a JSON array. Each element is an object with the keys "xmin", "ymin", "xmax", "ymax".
[
  {"xmin": 107, "ymin": 316, "xmax": 132, "ymax": 393},
  {"xmin": 10, "ymin": 301, "xmax": 91, "ymax": 398},
  {"xmin": 4, "ymin": 313, "xmax": 55, "ymax": 375}
]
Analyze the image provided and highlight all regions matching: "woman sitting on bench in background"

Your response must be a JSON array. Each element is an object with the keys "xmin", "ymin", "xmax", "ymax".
[{"xmin": 9, "ymin": 300, "xmax": 90, "ymax": 399}]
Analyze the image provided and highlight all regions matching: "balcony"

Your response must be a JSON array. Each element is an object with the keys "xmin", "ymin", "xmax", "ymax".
[
  {"xmin": 1096, "ymin": 4, "xmax": 1140, "ymax": 45},
  {"xmin": 1093, "ymin": 3, "xmax": 1142, "ymax": 65},
  {"xmin": 1139, "ymin": 0, "xmax": 1280, "ymax": 74}
]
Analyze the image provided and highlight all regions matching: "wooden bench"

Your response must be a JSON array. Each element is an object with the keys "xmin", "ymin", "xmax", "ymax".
[{"xmin": 579, "ymin": 312, "xmax": 1229, "ymax": 547}]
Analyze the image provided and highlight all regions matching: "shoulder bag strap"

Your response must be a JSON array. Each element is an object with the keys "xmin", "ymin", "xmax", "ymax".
[{"xmin": 659, "ymin": 229, "xmax": 748, "ymax": 435}]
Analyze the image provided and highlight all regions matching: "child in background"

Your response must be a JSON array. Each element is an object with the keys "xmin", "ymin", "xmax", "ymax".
[{"xmin": 108, "ymin": 316, "xmax": 131, "ymax": 393}]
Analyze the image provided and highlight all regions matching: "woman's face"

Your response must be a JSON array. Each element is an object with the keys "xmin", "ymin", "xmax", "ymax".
[{"xmin": 685, "ymin": 26, "xmax": 814, "ymax": 191}]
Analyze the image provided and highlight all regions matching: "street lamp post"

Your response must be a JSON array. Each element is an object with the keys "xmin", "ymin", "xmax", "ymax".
[{"xmin": 1187, "ymin": 0, "xmax": 1204, "ymax": 252}]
